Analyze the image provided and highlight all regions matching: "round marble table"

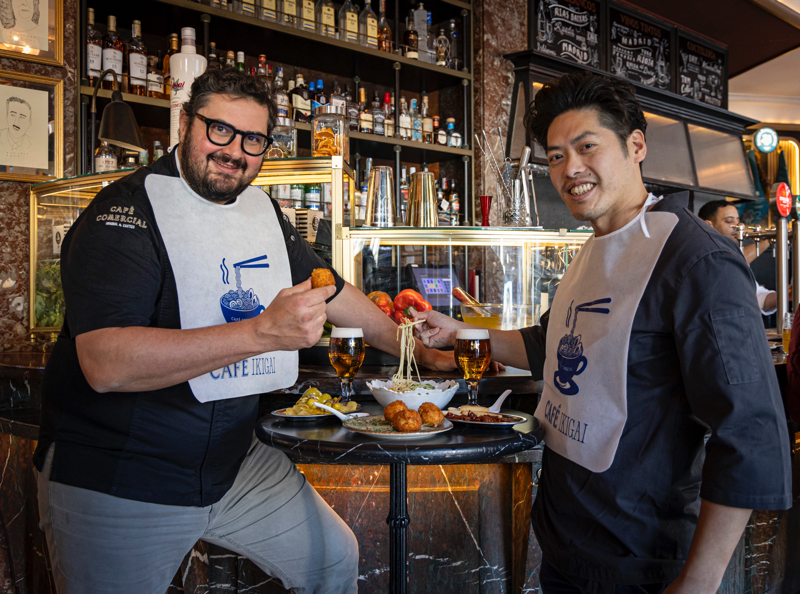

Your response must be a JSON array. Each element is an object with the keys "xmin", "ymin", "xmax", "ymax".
[{"xmin": 256, "ymin": 404, "xmax": 544, "ymax": 594}]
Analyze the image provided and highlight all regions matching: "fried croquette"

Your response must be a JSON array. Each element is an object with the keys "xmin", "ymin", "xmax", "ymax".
[
  {"xmin": 311, "ymin": 268, "xmax": 336, "ymax": 289},
  {"xmin": 418, "ymin": 402, "xmax": 444, "ymax": 427},
  {"xmin": 383, "ymin": 400, "xmax": 408, "ymax": 423},
  {"xmin": 391, "ymin": 409, "xmax": 422, "ymax": 432}
]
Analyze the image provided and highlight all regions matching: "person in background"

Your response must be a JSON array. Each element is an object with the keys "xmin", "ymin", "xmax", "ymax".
[
  {"xmin": 413, "ymin": 71, "xmax": 791, "ymax": 593},
  {"xmin": 698, "ymin": 199, "xmax": 777, "ymax": 315}
]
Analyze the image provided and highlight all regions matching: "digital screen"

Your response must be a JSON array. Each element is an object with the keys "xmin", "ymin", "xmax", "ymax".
[
  {"xmin": 420, "ymin": 276, "xmax": 452, "ymax": 295},
  {"xmin": 410, "ymin": 267, "xmax": 462, "ymax": 308}
]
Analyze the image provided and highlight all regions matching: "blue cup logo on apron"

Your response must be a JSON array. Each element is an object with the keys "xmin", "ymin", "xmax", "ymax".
[
  {"xmin": 555, "ymin": 298, "xmax": 611, "ymax": 395},
  {"xmin": 219, "ymin": 255, "xmax": 270, "ymax": 322}
]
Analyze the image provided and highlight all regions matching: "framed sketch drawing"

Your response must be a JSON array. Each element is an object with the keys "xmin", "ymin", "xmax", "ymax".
[
  {"xmin": 0, "ymin": 70, "xmax": 62, "ymax": 182},
  {"xmin": 0, "ymin": 0, "xmax": 62, "ymax": 66}
]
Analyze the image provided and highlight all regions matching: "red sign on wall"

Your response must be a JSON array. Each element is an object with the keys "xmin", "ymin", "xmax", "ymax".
[{"xmin": 775, "ymin": 182, "xmax": 793, "ymax": 218}]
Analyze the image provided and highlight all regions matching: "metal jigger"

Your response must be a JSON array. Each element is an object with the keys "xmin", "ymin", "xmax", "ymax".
[
  {"xmin": 364, "ymin": 166, "xmax": 395, "ymax": 227},
  {"xmin": 407, "ymin": 171, "xmax": 438, "ymax": 227}
]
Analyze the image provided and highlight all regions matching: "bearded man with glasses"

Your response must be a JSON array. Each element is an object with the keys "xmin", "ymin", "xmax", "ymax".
[{"xmin": 33, "ymin": 67, "xmax": 454, "ymax": 594}]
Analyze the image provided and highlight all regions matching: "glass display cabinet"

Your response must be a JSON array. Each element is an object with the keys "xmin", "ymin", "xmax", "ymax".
[{"xmin": 30, "ymin": 157, "xmax": 590, "ymax": 334}]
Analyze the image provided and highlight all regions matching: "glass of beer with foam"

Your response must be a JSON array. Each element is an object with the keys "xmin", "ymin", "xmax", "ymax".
[
  {"xmin": 454, "ymin": 328, "xmax": 492, "ymax": 405},
  {"xmin": 329, "ymin": 328, "xmax": 365, "ymax": 402}
]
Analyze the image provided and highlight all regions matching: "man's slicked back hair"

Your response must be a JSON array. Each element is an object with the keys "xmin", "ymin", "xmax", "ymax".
[
  {"xmin": 182, "ymin": 67, "xmax": 277, "ymax": 136},
  {"xmin": 524, "ymin": 71, "xmax": 647, "ymax": 156}
]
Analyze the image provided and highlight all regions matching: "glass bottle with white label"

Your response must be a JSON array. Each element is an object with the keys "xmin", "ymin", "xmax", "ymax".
[
  {"xmin": 147, "ymin": 55, "xmax": 165, "ymax": 99},
  {"xmin": 101, "ymin": 15, "xmax": 123, "ymax": 91},
  {"xmin": 86, "ymin": 8, "xmax": 102, "ymax": 87},
  {"xmin": 398, "ymin": 97, "xmax": 411, "ymax": 140},
  {"xmin": 338, "ymin": 0, "xmax": 359, "ymax": 43},
  {"xmin": 300, "ymin": 0, "xmax": 316, "ymax": 31},
  {"xmin": 169, "ymin": 28, "xmax": 208, "ymax": 148},
  {"xmin": 127, "ymin": 20, "xmax": 148, "ymax": 96},
  {"xmin": 259, "ymin": 0, "xmax": 278, "ymax": 21},
  {"xmin": 446, "ymin": 117, "xmax": 462, "ymax": 148},
  {"xmin": 358, "ymin": 0, "xmax": 378, "ymax": 48},
  {"xmin": 281, "ymin": 0, "xmax": 298, "ymax": 27},
  {"xmin": 95, "ymin": 141, "xmax": 118, "ymax": 173},
  {"xmin": 316, "ymin": 0, "xmax": 336, "ymax": 37}
]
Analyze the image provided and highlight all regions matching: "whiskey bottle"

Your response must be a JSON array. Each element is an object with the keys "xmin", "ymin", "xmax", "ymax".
[
  {"xmin": 330, "ymin": 81, "xmax": 346, "ymax": 110},
  {"xmin": 358, "ymin": 87, "xmax": 373, "ymax": 133},
  {"xmin": 290, "ymin": 74, "xmax": 312, "ymax": 123},
  {"xmin": 300, "ymin": 0, "xmax": 316, "ymax": 31},
  {"xmin": 242, "ymin": 0, "xmax": 257, "ymax": 17},
  {"xmin": 377, "ymin": 0, "xmax": 392, "ymax": 52},
  {"xmin": 101, "ymin": 15, "xmax": 124, "ymax": 91},
  {"xmin": 383, "ymin": 93, "xmax": 394, "ymax": 137},
  {"xmin": 421, "ymin": 95, "xmax": 433, "ymax": 143},
  {"xmin": 398, "ymin": 97, "xmax": 411, "ymax": 140},
  {"xmin": 207, "ymin": 42, "xmax": 221, "ymax": 69},
  {"xmin": 338, "ymin": 0, "xmax": 359, "ymax": 44},
  {"xmin": 359, "ymin": 0, "xmax": 378, "ymax": 48},
  {"xmin": 127, "ymin": 20, "xmax": 148, "ymax": 96},
  {"xmin": 316, "ymin": 79, "xmax": 327, "ymax": 105},
  {"xmin": 163, "ymin": 34, "xmax": 178, "ymax": 97},
  {"xmin": 410, "ymin": 98, "xmax": 422, "ymax": 142},
  {"xmin": 282, "ymin": 0, "xmax": 298, "ymax": 28},
  {"xmin": 316, "ymin": 0, "xmax": 336, "ymax": 37},
  {"xmin": 86, "ymin": 8, "xmax": 102, "ymax": 86},
  {"xmin": 225, "ymin": 50, "xmax": 235, "ymax": 68},
  {"xmin": 260, "ymin": 0, "xmax": 278, "ymax": 21},
  {"xmin": 372, "ymin": 91, "xmax": 385, "ymax": 136},
  {"xmin": 147, "ymin": 54, "xmax": 165, "ymax": 99},
  {"xmin": 403, "ymin": 12, "xmax": 418, "ymax": 59}
]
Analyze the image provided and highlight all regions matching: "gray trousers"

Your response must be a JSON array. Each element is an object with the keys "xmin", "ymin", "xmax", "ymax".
[{"xmin": 36, "ymin": 435, "xmax": 359, "ymax": 594}]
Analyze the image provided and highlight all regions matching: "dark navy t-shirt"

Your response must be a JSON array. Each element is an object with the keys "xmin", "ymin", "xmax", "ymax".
[
  {"xmin": 520, "ymin": 192, "xmax": 792, "ymax": 583},
  {"xmin": 33, "ymin": 150, "xmax": 344, "ymax": 507}
]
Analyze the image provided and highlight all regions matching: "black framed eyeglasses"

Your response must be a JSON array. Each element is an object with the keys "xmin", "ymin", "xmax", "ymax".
[{"xmin": 194, "ymin": 113, "xmax": 273, "ymax": 156}]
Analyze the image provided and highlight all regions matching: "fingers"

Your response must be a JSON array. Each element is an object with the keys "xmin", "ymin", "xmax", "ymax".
[{"xmin": 284, "ymin": 278, "xmax": 312, "ymax": 295}]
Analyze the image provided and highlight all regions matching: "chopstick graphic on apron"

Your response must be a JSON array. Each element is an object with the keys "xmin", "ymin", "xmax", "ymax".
[{"xmin": 556, "ymin": 298, "xmax": 612, "ymax": 396}]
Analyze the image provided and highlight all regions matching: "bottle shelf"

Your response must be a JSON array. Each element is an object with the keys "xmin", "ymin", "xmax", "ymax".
[{"xmin": 90, "ymin": 0, "xmax": 471, "ymax": 94}]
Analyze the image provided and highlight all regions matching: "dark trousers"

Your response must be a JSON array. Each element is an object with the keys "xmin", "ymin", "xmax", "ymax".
[{"xmin": 539, "ymin": 559, "xmax": 669, "ymax": 594}]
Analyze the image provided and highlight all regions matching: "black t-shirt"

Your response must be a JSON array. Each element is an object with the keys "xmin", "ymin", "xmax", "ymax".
[
  {"xmin": 519, "ymin": 193, "xmax": 792, "ymax": 583},
  {"xmin": 32, "ymin": 150, "xmax": 344, "ymax": 507}
]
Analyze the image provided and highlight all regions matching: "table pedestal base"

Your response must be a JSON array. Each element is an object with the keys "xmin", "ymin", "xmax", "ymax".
[{"xmin": 386, "ymin": 462, "xmax": 409, "ymax": 594}]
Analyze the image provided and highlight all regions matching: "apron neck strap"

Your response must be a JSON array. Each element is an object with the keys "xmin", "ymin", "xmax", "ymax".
[{"xmin": 639, "ymin": 193, "xmax": 663, "ymax": 239}]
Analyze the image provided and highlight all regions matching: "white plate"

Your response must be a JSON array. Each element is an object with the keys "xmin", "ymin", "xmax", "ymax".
[
  {"xmin": 272, "ymin": 402, "xmax": 363, "ymax": 421},
  {"xmin": 342, "ymin": 415, "xmax": 453, "ymax": 439}
]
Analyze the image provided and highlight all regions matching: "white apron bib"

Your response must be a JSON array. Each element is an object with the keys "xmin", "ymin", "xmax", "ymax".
[
  {"xmin": 534, "ymin": 195, "xmax": 678, "ymax": 472},
  {"xmin": 145, "ymin": 173, "xmax": 298, "ymax": 403}
]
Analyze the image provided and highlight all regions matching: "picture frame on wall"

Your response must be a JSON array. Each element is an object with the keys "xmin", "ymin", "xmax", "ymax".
[
  {"xmin": 0, "ymin": 0, "xmax": 62, "ymax": 66},
  {"xmin": 677, "ymin": 31, "xmax": 728, "ymax": 109},
  {"xmin": 0, "ymin": 70, "xmax": 62, "ymax": 182}
]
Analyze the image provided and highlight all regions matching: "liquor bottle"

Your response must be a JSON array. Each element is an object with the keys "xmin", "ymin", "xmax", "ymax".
[
  {"xmin": 448, "ymin": 19, "xmax": 460, "ymax": 70},
  {"xmin": 260, "ymin": 0, "xmax": 278, "ymax": 21},
  {"xmin": 403, "ymin": 13, "xmax": 418, "ymax": 59},
  {"xmin": 446, "ymin": 117, "xmax": 461, "ymax": 147},
  {"xmin": 147, "ymin": 55, "xmax": 165, "ymax": 99},
  {"xmin": 266, "ymin": 64, "xmax": 274, "ymax": 88},
  {"xmin": 358, "ymin": 87, "xmax": 373, "ymax": 133},
  {"xmin": 282, "ymin": 0, "xmax": 298, "ymax": 27},
  {"xmin": 433, "ymin": 115, "xmax": 441, "ymax": 143},
  {"xmin": 95, "ymin": 141, "xmax": 118, "ymax": 172},
  {"xmin": 437, "ymin": 180, "xmax": 450, "ymax": 226},
  {"xmin": 316, "ymin": 79, "xmax": 327, "ymax": 105},
  {"xmin": 163, "ymin": 34, "xmax": 178, "ymax": 96},
  {"xmin": 434, "ymin": 27, "xmax": 449, "ymax": 67},
  {"xmin": 153, "ymin": 140, "xmax": 165, "ymax": 160},
  {"xmin": 304, "ymin": 183, "xmax": 322, "ymax": 209},
  {"xmin": 169, "ymin": 28, "xmax": 208, "ymax": 147},
  {"xmin": 290, "ymin": 183, "xmax": 304, "ymax": 208},
  {"xmin": 359, "ymin": 0, "xmax": 378, "ymax": 48},
  {"xmin": 207, "ymin": 42, "xmax": 221, "ymax": 69},
  {"xmin": 250, "ymin": 66, "xmax": 257, "ymax": 77},
  {"xmin": 421, "ymin": 95, "xmax": 433, "ymax": 143},
  {"xmin": 410, "ymin": 98, "xmax": 422, "ymax": 142},
  {"xmin": 257, "ymin": 54, "xmax": 268, "ymax": 84},
  {"xmin": 339, "ymin": 0, "xmax": 359, "ymax": 44},
  {"xmin": 377, "ymin": 0, "xmax": 392, "ymax": 52},
  {"xmin": 300, "ymin": 0, "xmax": 315, "ymax": 31},
  {"xmin": 274, "ymin": 68, "xmax": 290, "ymax": 118},
  {"xmin": 399, "ymin": 165, "xmax": 409, "ymax": 220},
  {"xmin": 86, "ymin": 8, "xmax": 102, "ymax": 87},
  {"xmin": 346, "ymin": 85, "xmax": 359, "ymax": 131},
  {"xmin": 243, "ymin": 0, "xmax": 257, "ymax": 17},
  {"xmin": 290, "ymin": 74, "xmax": 312, "ymax": 123},
  {"xmin": 398, "ymin": 97, "xmax": 411, "ymax": 140},
  {"xmin": 330, "ymin": 81, "xmax": 346, "ymax": 110},
  {"xmin": 372, "ymin": 91, "xmax": 385, "ymax": 136},
  {"xmin": 383, "ymin": 92, "xmax": 394, "ymax": 137},
  {"xmin": 308, "ymin": 80, "xmax": 318, "ymax": 110},
  {"xmin": 316, "ymin": 0, "xmax": 336, "ymax": 36},
  {"xmin": 236, "ymin": 51, "xmax": 245, "ymax": 71},
  {"xmin": 449, "ymin": 178, "xmax": 460, "ymax": 225},
  {"xmin": 101, "ymin": 15, "xmax": 124, "ymax": 91},
  {"xmin": 413, "ymin": 3, "xmax": 429, "ymax": 63},
  {"xmin": 126, "ymin": 21, "xmax": 148, "ymax": 96},
  {"xmin": 225, "ymin": 50, "xmax": 235, "ymax": 68}
]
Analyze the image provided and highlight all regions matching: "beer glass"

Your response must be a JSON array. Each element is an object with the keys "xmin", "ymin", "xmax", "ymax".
[
  {"xmin": 454, "ymin": 329, "xmax": 492, "ymax": 405},
  {"xmin": 329, "ymin": 328, "xmax": 365, "ymax": 402}
]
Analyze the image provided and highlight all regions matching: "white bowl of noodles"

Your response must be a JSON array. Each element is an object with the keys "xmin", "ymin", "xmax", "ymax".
[{"xmin": 367, "ymin": 379, "xmax": 459, "ymax": 411}]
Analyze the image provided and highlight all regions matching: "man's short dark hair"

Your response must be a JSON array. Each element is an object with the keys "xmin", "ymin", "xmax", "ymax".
[
  {"xmin": 524, "ymin": 71, "xmax": 647, "ymax": 156},
  {"xmin": 698, "ymin": 199, "xmax": 734, "ymax": 222},
  {"xmin": 6, "ymin": 96, "xmax": 30, "ymax": 113},
  {"xmin": 182, "ymin": 67, "xmax": 277, "ymax": 136}
]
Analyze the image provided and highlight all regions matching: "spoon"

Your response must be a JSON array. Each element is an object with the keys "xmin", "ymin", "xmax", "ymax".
[
  {"xmin": 488, "ymin": 389, "xmax": 512, "ymax": 413},
  {"xmin": 312, "ymin": 401, "xmax": 368, "ymax": 421}
]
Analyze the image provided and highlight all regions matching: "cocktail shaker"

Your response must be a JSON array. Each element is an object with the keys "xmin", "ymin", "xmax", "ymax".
[
  {"xmin": 406, "ymin": 171, "xmax": 438, "ymax": 227},
  {"xmin": 364, "ymin": 166, "xmax": 395, "ymax": 227}
]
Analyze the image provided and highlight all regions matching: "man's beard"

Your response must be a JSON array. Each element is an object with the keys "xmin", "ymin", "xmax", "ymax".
[{"xmin": 180, "ymin": 129, "xmax": 256, "ymax": 204}]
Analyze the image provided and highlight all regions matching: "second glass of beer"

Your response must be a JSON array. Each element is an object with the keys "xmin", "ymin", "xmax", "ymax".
[
  {"xmin": 329, "ymin": 328, "xmax": 365, "ymax": 402},
  {"xmin": 454, "ymin": 328, "xmax": 492, "ymax": 405}
]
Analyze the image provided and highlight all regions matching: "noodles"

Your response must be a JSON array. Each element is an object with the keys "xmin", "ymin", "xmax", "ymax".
[{"xmin": 391, "ymin": 319, "xmax": 425, "ymax": 392}]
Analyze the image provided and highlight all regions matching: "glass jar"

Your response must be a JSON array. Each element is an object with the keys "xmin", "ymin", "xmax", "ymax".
[
  {"xmin": 266, "ymin": 117, "xmax": 297, "ymax": 158},
  {"xmin": 312, "ymin": 105, "xmax": 349, "ymax": 159}
]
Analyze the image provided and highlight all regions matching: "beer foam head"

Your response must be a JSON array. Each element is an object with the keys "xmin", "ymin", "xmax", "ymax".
[
  {"xmin": 456, "ymin": 329, "xmax": 489, "ymax": 340},
  {"xmin": 331, "ymin": 327, "xmax": 363, "ymax": 338}
]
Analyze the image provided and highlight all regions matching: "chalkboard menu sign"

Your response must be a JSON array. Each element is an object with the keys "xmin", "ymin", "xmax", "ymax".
[
  {"xmin": 608, "ymin": 6, "xmax": 672, "ymax": 91},
  {"xmin": 678, "ymin": 33, "xmax": 727, "ymax": 108},
  {"xmin": 532, "ymin": 0, "xmax": 601, "ymax": 68}
]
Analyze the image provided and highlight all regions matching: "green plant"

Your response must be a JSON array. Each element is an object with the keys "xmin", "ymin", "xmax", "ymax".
[{"xmin": 35, "ymin": 262, "xmax": 64, "ymax": 328}]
